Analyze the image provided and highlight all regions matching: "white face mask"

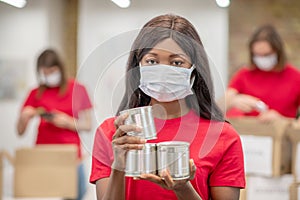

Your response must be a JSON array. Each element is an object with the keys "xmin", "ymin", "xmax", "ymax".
[
  {"xmin": 253, "ymin": 54, "xmax": 277, "ymax": 71},
  {"xmin": 139, "ymin": 64, "xmax": 195, "ymax": 102},
  {"xmin": 39, "ymin": 71, "xmax": 61, "ymax": 87}
]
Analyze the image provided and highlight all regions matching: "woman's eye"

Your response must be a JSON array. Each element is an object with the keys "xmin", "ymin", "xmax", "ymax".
[
  {"xmin": 146, "ymin": 59, "xmax": 158, "ymax": 65},
  {"xmin": 171, "ymin": 60, "xmax": 184, "ymax": 66}
]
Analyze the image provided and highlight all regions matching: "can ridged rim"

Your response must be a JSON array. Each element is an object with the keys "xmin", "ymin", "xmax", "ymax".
[
  {"xmin": 144, "ymin": 143, "xmax": 157, "ymax": 147},
  {"xmin": 156, "ymin": 141, "xmax": 190, "ymax": 147}
]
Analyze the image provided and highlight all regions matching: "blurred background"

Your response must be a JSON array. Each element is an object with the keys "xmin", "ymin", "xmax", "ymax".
[{"xmin": 0, "ymin": 0, "xmax": 299, "ymax": 199}]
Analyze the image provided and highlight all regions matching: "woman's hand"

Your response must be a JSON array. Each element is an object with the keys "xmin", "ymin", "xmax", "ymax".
[
  {"xmin": 21, "ymin": 106, "xmax": 37, "ymax": 121},
  {"xmin": 138, "ymin": 159, "xmax": 196, "ymax": 191},
  {"xmin": 258, "ymin": 109, "xmax": 283, "ymax": 122},
  {"xmin": 230, "ymin": 94, "xmax": 260, "ymax": 113},
  {"xmin": 17, "ymin": 106, "xmax": 38, "ymax": 135},
  {"xmin": 111, "ymin": 113, "xmax": 146, "ymax": 171},
  {"xmin": 50, "ymin": 111, "xmax": 74, "ymax": 129}
]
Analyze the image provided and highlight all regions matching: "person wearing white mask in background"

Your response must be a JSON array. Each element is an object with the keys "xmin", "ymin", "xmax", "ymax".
[
  {"xmin": 222, "ymin": 25, "xmax": 300, "ymax": 123},
  {"xmin": 16, "ymin": 49, "xmax": 93, "ymax": 200}
]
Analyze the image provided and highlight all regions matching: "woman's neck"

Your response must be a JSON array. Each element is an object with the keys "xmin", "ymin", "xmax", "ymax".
[{"xmin": 150, "ymin": 99, "xmax": 190, "ymax": 119}]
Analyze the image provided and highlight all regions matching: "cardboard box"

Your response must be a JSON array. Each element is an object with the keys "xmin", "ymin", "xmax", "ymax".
[
  {"xmin": 240, "ymin": 174, "xmax": 294, "ymax": 200},
  {"xmin": 290, "ymin": 182, "xmax": 300, "ymax": 200},
  {"xmin": 239, "ymin": 188, "xmax": 246, "ymax": 200},
  {"xmin": 14, "ymin": 145, "xmax": 78, "ymax": 198},
  {"xmin": 229, "ymin": 117, "xmax": 291, "ymax": 177},
  {"xmin": 287, "ymin": 125, "xmax": 300, "ymax": 182}
]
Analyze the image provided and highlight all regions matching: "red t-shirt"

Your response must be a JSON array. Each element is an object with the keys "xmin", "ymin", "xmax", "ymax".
[
  {"xmin": 90, "ymin": 110, "xmax": 245, "ymax": 200},
  {"xmin": 22, "ymin": 79, "xmax": 92, "ymax": 158},
  {"xmin": 227, "ymin": 64, "xmax": 300, "ymax": 118}
]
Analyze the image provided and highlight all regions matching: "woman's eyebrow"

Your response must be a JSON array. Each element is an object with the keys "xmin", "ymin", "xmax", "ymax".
[{"xmin": 170, "ymin": 53, "xmax": 191, "ymax": 61}]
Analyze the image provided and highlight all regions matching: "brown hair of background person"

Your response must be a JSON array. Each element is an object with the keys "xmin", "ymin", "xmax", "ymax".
[
  {"xmin": 36, "ymin": 49, "xmax": 68, "ymax": 98},
  {"xmin": 249, "ymin": 24, "xmax": 287, "ymax": 71}
]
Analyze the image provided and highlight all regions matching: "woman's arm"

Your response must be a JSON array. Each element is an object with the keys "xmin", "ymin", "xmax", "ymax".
[
  {"xmin": 76, "ymin": 109, "xmax": 92, "ymax": 131},
  {"xmin": 174, "ymin": 181, "xmax": 202, "ymax": 200},
  {"xmin": 222, "ymin": 88, "xmax": 259, "ymax": 113},
  {"xmin": 210, "ymin": 186, "xmax": 240, "ymax": 200},
  {"xmin": 50, "ymin": 109, "xmax": 92, "ymax": 132},
  {"xmin": 94, "ymin": 113, "xmax": 146, "ymax": 200},
  {"xmin": 17, "ymin": 106, "xmax": 37, "ymax": 136},
  {"xmin": 96, "ymin": 170, "xmax": 125, "ymax": 200}
]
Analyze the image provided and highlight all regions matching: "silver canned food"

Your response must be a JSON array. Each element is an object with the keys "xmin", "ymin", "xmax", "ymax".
[
  {"xmin": 157, "ymin": 141, "xmax": 190, "ymax": 180},
  {"xmin": 125, "ymin": 143, "xmax": 157, "ymax": 177},
  {"xmin": 120, "ymin": 106, "xmax": 157, "ymax": 140}
]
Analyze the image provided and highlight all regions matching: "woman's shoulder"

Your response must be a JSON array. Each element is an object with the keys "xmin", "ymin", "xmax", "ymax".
[
  {"xmin": 96, "ymin": 117, "xmax": 117, "ymax": 140},
  {"xmin": 284, "ymin": 63, "xmax": 300, "ymax": 75},
  {"xmin": 231, "ymin": 66, "xmax": 254, "ymax": 79},
  {"xmin": 26, "ymin": 87, "xmax": 39, "ymax": 97},
  {"xmin": 68, "ymin": 78, "xmax": 85, "ymax": 88}
]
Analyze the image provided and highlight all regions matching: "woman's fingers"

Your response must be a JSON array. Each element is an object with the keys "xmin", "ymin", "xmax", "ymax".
[
  {"xmin": 140, "ymin": 173, "xmax": 167, "ymax": 188},
  {"xmin": 160, "ymin": 170, "xmax": 175, "ymax": 188},
  {"xmin": 139, "ymin": 160, "xmax": 196, "ymax": 190},
  {"xmin": 113, "ymin": 135, "xmax": 146, "ymax": 146},
  {"xmin": 113, "ymin": 124, "xmax": 142, "ymax": 139},
  {"xmin": 114, "ymin": 113, "xmax": 129, "ymax": 128},
  {"xmin": 189, "ymin": 159, "xmax": 196, "ymax": 180}
]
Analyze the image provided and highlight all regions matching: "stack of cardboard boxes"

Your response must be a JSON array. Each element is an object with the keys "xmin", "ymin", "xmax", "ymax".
[
  {"xmin": 229, "ymin": 117, "xmax": 299, "ymax": 200},
  {"xmin": 287, "ymin": 125, "xmax": 300, "ymax": 200}
]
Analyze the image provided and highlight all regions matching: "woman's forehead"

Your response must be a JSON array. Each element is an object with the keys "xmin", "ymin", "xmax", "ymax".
[
  {"xmin": 151, "ymin": 38, "xmax": 186, "ymax": 55},
  {"xmin": 145, "ymin": 38, "xmax": 190, "ymax": 60}
]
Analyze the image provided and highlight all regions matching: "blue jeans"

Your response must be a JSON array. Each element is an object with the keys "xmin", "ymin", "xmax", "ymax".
[{"xmin": 78, "ymin": 163, "xmax": 86, "ymax": 200}]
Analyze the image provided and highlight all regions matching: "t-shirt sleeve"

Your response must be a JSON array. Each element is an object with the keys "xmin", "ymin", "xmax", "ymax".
[
  {"xmin": 90, "ymin": 118, "xmax": 115, "ymax": 184},
  {"xmin": 22, "ymin": 89, "xmax": 38, "ymax": 108},
  {"xmin": 209, "ymin": 124, "xmax": 246, "ymax": 188},
  {"xmin": 73, "ymin": 81, "xmax": 92, "ymax": 111},
  {"xmin": 228, "ymin": 68, "xmax": 247, "ymax": 93}
]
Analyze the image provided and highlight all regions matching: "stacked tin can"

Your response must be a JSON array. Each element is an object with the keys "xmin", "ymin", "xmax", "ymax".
[{"xmin": 121, "ymin": 106, "xmax": 190, "ymax": 179}]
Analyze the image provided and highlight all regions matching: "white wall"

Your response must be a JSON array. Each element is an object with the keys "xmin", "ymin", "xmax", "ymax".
[
  {"xmin": 77, "ymin": 0, "xmax": 229, "ymax": 128},
  {"xmin": 0, "ymin": 0, "xmax": 64, "ymax": 155},
  {"xmin": 0, "ymin": 0, "xmax": 67, "ymax": 197}
]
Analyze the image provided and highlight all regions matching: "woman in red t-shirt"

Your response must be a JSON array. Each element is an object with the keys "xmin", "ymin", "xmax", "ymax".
[
  {"xmin": 90, "ymin": 14, "xmax": 245, "ymax": 200},
  {"xmin": 17, "ymin": 49, "xmax": 92, "ymax": 200},
  {"xmin": 223, "ymin": 25, "xmax": 300, "ymax": 123}
]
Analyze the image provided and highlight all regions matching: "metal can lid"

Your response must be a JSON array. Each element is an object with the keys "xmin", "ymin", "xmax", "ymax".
[{"xmin": 156, "ymin": 141, "xmax": 190, "ymax": 147}]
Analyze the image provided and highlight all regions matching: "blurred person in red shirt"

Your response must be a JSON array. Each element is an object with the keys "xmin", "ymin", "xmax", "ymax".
[
  {"xmin": 223, "ymin": 25, "xmax": 300, "ymax": 123},
  {"xmin": 17, "ymin": 49, "xmax": 92, "ymax": 200}
]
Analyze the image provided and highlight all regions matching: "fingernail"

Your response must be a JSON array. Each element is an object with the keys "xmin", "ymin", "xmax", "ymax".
[
  {"xmin": 135, "ymin": 126, "xmax": 143, "ymax": 132},
  {"xmin": 140, "ymin": 138, "xmax": 147, "ymax": 143},
  {"xmin": 161, "ymin": 170, "xmax": 166, "ymax": 177},
  {"xmin": 122, "ymin": 113, "xmax": 129, "ymax": 118},
  {"xmin": 133, "ymin": 177, "xmax": 140, "ymax": 180},
  {"xmin": 138, "ymin": 144, "xmax": 144, "ymax": 149}
]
